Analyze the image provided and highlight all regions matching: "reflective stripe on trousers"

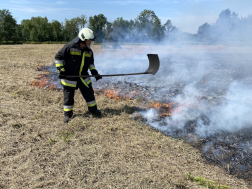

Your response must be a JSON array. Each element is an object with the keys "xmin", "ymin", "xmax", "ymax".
[
  {"xmin": 87, "ymin": 100, "xmax": 96, "ymax": 107},
  {"xmin": 64, "ymin": 105, "xmax": 73, "ymax": 111},
  {"xmin": 61, "ymin": 79, "xmax": 77, "ymax": 87}
]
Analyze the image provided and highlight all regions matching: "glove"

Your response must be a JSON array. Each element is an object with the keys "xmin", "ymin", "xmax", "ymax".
[
  {"xmin": 96, "ymin": 74, "xmax": 102, "ymax": 81},
  {"xmin": 58, "ymin": 69, "xmax": 66, "ymax": 79}
]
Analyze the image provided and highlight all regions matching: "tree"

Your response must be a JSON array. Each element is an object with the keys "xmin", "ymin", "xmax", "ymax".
[
  {"xmin": 13, "ymin": 24, "xmax": 22, "ymax": 42},
  {"xmin": 135, "ymin": 9, "xmax": 164, "ymax": 42},
  {"xmin": 109, "ymin": 17, "xmax": 134, "ymax": 42},
  {"xmin": 21, "ymin": 19, "xmax": 32, "ymax": 41},
  {"xmin": 78, "ymin": 15, "xmax": 87, "ymax": 30},
  {"xmin": 89, "ymin": 14, "xmax": 107, "ymax": 43},
  {"xmin": 213, "ymin": 9, "xmax": 240, "ymax": 41},
  {"xmin": 20, "ymin": 15, "xmax": 86, "ymax": 42},
  {"xmin": 197, "ymin": 23, "xmax": 212, "ymax": 41},
  {"xmin": 51, "ymin": 20, "xmax": 62, "ymax": 41},
  {"xmin": 30, "ymin": 28, "xmax": 37, "ymax": 41},
  {"xmin": 164, "ymin": 20, "xmax": 173, "ymax": 35},
  {"xmin": 151, "ymin": 17, "xmax": 165, "ymax": 41},
  {"xmin": 0, "ymin": 9, "xmax": 17, "ymax": 42},
  {"xmin": 31, "ymin": 16, "xmax": 50, "ymax": 41},
  {"xmin": 21, "ymin": 16, "xmax": 51, "ymax": 41},
  {"xmin": 63, "ymin": 16, "xmax": 86, "ymax": 41},
  {"xmin": 104, "ymin": 21, "xmax": 113, "ymax": 42},
  {"xmin": 46, "ymin": 22, "xmax": 54, "ymax": 41}
]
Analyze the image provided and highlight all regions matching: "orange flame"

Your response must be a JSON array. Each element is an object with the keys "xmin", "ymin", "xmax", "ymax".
[
  {"xmin": 31, "ymin": 75, "xmax": 57, "ymax": 90},
  {"xmin": 31, "ymin": 78, "xmax": 49, "ymax": 88},
  {"xmin": 150, "ymin": 101, "xmax": 199, "ymax": 117},
  {"xmin": 102, "ymin": 89, "xmax": 139, "ymax": 101},
  {"xmin": 31, "ymin": 64, "xmax": 59, "ymax": 90},
  {"xmin": 151, "ymin": 102, "xmax": 174, "ymax": 117},
  {"xmin": 104, "ymin": 89, "xmax": 120, "ymax": 101}
]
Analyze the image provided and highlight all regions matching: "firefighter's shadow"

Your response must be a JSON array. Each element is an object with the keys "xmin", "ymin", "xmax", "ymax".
[{"xmin": 74, "ymin": 105, "xmax": 144, "ymax": 118}]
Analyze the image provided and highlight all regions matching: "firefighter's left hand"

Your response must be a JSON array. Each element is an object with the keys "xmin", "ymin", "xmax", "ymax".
[{"xmin": 96, "ymin": 74, "xmax": 102, "ymax": 81}]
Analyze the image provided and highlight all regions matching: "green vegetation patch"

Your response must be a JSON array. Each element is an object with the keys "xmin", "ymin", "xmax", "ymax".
[{"xmin": 187, "ymin": 173, "xmax": 229, "ymax": 189}]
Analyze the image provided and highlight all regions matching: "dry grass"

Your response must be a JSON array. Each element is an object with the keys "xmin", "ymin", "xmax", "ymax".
[{"xmin": 0, "ymin": 44, "xmax": 251, "ymax": 188}]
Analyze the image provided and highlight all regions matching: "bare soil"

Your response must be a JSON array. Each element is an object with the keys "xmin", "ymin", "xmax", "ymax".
[{"xmin": 0, "ymin": 44, "xmax": 251, "ymax": 188}]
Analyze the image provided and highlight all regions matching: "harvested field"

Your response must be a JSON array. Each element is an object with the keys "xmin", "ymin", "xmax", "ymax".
[{"xmin": 0, "ymin": 44, "xmax": 251, "ymax": 188}]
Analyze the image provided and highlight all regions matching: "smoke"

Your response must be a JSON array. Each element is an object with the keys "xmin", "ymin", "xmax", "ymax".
[
  {"xmin": 92, "ymin": 8, "xmax": 252, "ymax": 144},
  {"xmin": 94, "ymin": 41, "xmax": 252, "ymax": 141},
  {"xmin": 96, "ymin": 53, "xmax": 147, "ymax": 75},
  {"xmin": 196, "ymin": 81, "xmax": 252, "ymax": 137},
  {"xmin": 142, "ymin": 80, "xmax": 252, "ymax": 138},
  {"xmin": 135, "ymin": 44, "xmax": 252, "ymax": 138}
]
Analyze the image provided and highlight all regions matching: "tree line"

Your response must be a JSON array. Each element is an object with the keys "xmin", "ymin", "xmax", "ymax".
[
  {"xmin": 0, "ymin": 8, "xmax": 251, "ymax": 44},
  {"xmin": 196, "ymin": 9, "xmax": 252, "ymax": 43},
  {"xmin": 0, "ymin": 9, "xmax": 177, "ymax": 43}
]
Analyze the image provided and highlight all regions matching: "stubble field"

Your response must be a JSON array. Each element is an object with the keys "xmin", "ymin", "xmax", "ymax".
[{"xmin": 0, "ymin": 44, "xmax": 251, "ymax": 188}]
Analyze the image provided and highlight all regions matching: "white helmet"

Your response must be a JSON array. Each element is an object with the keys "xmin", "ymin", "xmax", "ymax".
[{"xmin": 78, "ymin": 28, "xmax": 96, "ymax": 41}]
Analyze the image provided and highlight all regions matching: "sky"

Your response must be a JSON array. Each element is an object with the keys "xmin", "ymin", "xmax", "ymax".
[{"xmin": 1, "ymin": 0, "xmax": 252, "ymax": 34}]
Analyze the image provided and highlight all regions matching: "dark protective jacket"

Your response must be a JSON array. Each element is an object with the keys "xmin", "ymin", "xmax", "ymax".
[{"xmin": 55, "ymin": 37, "xmax": 99, "ymax": 88}]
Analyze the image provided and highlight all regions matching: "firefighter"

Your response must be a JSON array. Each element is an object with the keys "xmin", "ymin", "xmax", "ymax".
[{"xmin": 55, "ymin": 28, "xmax": 102, "ymax": 123}]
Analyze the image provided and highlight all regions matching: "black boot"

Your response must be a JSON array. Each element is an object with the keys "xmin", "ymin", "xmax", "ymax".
[
  {"xmin": 64, "ymin": 111, "xmax": 73, "ymax": 123},
  {"xmin": 90, "ymin": 109, "xmax": 101, "ymax": 116},
  {"xmin": 64, "ymin": 116, "xmax": 70, "ymax": 123}
]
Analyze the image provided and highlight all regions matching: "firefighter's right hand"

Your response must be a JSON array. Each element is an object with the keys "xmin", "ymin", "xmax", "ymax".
[{"xmin": 58, "ymin": 69, "xmax": 66, "ymax": 79}]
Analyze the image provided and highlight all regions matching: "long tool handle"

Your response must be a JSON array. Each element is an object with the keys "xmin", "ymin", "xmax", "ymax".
[
  {"xmin": 66, "ymin": 72, "xmax": 149, "ymax": 78},
  {"xmin": 65, "ymin": 54, "xmax": 159, "ymax": 78}
]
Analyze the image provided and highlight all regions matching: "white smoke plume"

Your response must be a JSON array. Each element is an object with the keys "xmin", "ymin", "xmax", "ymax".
[
  {"xmin": 196, "ymin": 81, "xmax": 252, "ymax": 137},
  {"xmin": 140, "ymin": 80, "xmax": 252, "ymax": 138},
  {"xmin": 94, "ymin": 42, "xmax": 252, "ymax": 141}
]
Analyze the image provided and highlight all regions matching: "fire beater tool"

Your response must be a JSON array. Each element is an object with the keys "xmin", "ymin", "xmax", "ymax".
[{"xmin": 66, "ymin": 54, "xmax": 160, "ymax": 78}]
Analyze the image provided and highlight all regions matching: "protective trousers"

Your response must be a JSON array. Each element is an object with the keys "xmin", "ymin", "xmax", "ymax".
[{"xmin": 63, "ymin": 80, "xmax": 97, "ymax": 117}]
